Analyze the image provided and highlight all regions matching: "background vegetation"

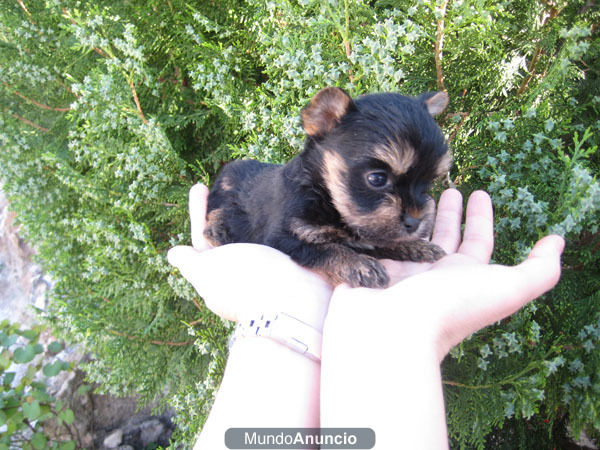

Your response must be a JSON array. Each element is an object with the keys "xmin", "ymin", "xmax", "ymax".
[{"xmin": 0, "ymin": 0, "xmax": 598, "ymax": 447}]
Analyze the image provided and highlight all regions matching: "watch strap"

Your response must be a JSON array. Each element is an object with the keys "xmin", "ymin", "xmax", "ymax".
[{"xmin": 231, "ymin": 312, "xmax": 322, "ymax": 362}]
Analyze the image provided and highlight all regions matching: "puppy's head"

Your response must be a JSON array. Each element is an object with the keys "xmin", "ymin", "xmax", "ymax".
[{"xmin": 301, "ymin": 87, "xmax": 450, "ymax": 246}]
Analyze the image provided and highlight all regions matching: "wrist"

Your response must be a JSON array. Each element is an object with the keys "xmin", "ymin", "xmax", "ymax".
[
  {"xmin": 229, "ymin": 332, "xmax": 321, "ymax": 370},
  {"xmin": 324, "ymin": 285, "xmax": 439, "ymax": 359},
  {"xmin": 232, "ymin": 311, "xmax": 323, "ymax": 362}
]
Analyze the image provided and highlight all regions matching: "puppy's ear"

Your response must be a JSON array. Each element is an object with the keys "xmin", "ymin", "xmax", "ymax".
[
  {"xmin": 301, "ymin": 87, "xmax": 355, "ymax": 138},
  {"xmin": 418, "ymin": 91, "xmax": 449, "ymax": 116}
]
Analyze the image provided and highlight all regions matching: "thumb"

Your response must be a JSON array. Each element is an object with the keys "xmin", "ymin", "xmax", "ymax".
[
  {"xmin": 167, "ymin": 245, "xmax": 208, "ymax": 295},
  {"xmin": 167, "ymin": 245, "xmax": 243, "ymax": 321},
  {"xmin": 514, "ymin": 234, "xmax": 565, "ymax": 302}
]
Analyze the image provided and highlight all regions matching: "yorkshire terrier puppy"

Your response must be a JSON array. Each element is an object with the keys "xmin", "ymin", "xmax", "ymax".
[{"xmin": 204, "ymin": 87, "xmax": 451, "ymax": 288}]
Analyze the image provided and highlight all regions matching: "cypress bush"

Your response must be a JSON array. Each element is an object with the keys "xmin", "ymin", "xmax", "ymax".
[{"xmin": 0, "ymin": 0, "xmax": 598, "ymax": 447}]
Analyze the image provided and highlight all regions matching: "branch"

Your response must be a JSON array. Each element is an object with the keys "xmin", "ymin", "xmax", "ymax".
[
  {"xmin": 434, "ymin": 0, "xmax": 450, "ymax": 92},
  {"xmin": 447, "ymin": 112, "xmax": 469, "ymax": 144},
  {"xmin": 3, "ymin": 82, "xmax": 71, "ymax": 112},
  {"xmin": 4, "ymin": 108, "xmax": 50, "ymax": 132},
  {"xmin": 192, "ymin": 297, "xmax": 203, "ymax": 311},
  {"xmin": 16, "ymin": 0, "xmax": 32, "ymax": 18},
  {"xmin": 517, "ymin": 2, "xmax": 562, "ymax": 96},
  {"xmin": 128, "ymin": 78, "xmax": 148, "ymax": 125},
  {"xmin": 517, "ymin": 41, "xmax": 543, "ymax": 96}
]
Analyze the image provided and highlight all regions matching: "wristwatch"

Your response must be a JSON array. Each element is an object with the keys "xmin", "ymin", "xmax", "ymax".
[{"xmin": 230, "ymin": 312, "xmax": 322, "ymax": 362}]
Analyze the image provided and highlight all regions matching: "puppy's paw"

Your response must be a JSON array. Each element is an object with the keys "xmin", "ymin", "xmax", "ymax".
[
  {"xmin": 418, "ymin": 241, "xmax": 446, "ymax": 262},
  {"xmin": 204, "ymin": 208, "xmax": 232, "ymax": 247},
  {"xmin": 334, "ymin": 255, "xmax": 389, "ymax": 288},
  {"xmin": 379, "ymin": 240, "xmax": 446, "ymax": 263}
]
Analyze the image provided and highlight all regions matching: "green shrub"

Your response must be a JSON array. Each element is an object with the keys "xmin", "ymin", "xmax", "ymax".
[
  {"xmin": 0, "ymin": 321, "xmax": 75, "ymax": 450},
  {"xmin": 0, "ymin": 0, "xmax": 598, "ymax": 447}
]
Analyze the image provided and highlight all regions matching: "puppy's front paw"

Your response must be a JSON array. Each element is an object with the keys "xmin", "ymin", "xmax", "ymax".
[
  {"xmin": 383, "ymin": 240, "xmax": 446, "ymax": 263},
  {"xmin": 419, "ymin": 241, "xmax": 446, "ymax": 262},
  {"xmin": 204, "ymin": 208, "xmax": 232, "ymax": 247},
  {"xmin": 334, "ymin": 255, "xmax": 389, "ymax": 288}
]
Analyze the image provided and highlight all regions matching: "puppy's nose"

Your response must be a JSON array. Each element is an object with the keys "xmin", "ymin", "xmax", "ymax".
[{"xmin": 403, "ymin": 214, "xmax": 422, "ymax": 233}]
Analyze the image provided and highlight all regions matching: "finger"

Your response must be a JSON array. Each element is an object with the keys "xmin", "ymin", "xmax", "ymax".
[
  {"xmin": 189, "ymin": 183, "xmax": 212, "ymax": 251},
  {"xmin": 457, "ymin": 190, "xmax": 494, "ymax": 263},
  {"xmin": 471, "ymin": 234, "xmax": 564, "ymax": 326},
  {"xmin": 435, "ymin": 234, "xmax": 564, "ymax": 357},
  {"xmin": 166, "ymin": 245, "xmax": 207, "ymax": 294},
  {"xmin": 431, "ymin": 188, "xmax": 463, "ymax": 254},
  {"xmin": 459, "ymin": 235, "xmax": 563, "ymax": 329},
  {"xmin": 512, "ymin": 234, "xmax": 565, "ymax": 302},
  {"xmin": 167, "ymin": 245, "xmax": 237, "ymax": 321}
]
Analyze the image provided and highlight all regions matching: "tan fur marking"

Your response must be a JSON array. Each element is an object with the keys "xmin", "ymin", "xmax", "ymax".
[
  {"xmin": 204, "ymin": 208, "xmax": 229, "ymax": 247},
  {"xmin": 435, "ymin": 152, "xmax": 452, "ymax": 177},
  {"xmin": 358, "ymin": 196, "xmax": 401, "ymax": 228},
  {"xmin": 308, "ymin": 244, "xmax": 389, "ymax": 288},
  {"xmin": 322, "ymin": 150, "xmax": 362, "ymax": 226},
  {"xmin": 373, "ymin": 142, "xmax": 416, "ymax": 175},
  {"xmin": 219, "ymin": 176, "xmax": 234, "ymax": 191},
  {"xmin": 290, "ymin": 218, "xmax": 351, "ymax": 244}
]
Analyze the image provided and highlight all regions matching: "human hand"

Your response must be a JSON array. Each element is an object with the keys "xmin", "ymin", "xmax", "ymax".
[
  {"xmin": 324, "ymin": 189, "xmax": 564, "ymax": 362},
  {"xmin": 167, "ymin": 184, "xmax": 332, "ymax": 331}
]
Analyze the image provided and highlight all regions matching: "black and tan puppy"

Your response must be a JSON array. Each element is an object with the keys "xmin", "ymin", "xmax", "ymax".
[{"xmin": 204, "ymin": 87, "xmax": 450, "ymax": 288}]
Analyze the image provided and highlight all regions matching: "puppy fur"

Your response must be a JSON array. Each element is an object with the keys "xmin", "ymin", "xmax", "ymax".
[{"xmin": 204, "ymin": 87, "xmax": 450, "ymax": 288}]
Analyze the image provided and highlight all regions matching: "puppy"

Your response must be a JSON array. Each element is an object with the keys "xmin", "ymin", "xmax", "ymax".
[{"xmin": 203, "ymin": 87, "xmax": 450, "ymax": 288}]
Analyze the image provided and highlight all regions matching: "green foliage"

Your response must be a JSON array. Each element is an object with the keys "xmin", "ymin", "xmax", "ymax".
[
  {"xmin": 0, "ymin": 321, "xmax": 76, "ymax": 450},
  {"xmin": 0, "ymin": 0, "xmax": 598, "ymax": 447}
]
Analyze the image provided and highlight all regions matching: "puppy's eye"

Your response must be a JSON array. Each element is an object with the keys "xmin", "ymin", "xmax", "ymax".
[{"xmin": 366, "ymin": 171, "xmax": 388, "ymax": 188}]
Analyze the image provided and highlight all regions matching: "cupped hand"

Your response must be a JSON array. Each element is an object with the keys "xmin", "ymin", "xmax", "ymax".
[
  {"xmin": 167, "ymin": 184, "xmax": 332, "ymax": 331},
  {"xmin": 326, "ymin": 189, "xmax": 565, "ymax": 362}
]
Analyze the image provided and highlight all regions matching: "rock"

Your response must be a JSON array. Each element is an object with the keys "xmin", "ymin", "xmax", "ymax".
[
  {"xmin": 118, "ymin": 416, "xmax": 174, "ymax": 449},
  {"xmin": 138, "ymin": 418, "xmax": 166, "ymax": 445},
  {"xmin": 103, "ymin": 428, "xmax": 123, "ymax": 448}
]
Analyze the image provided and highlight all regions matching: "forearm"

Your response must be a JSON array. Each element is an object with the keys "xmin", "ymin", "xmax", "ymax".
[
  {"xmin": 320, "ymin": 295, "xmax": 449, "ymax": 450},
  {"xmin": 195, "ymin": 336, "xmax": 321, "ymax": 449}
]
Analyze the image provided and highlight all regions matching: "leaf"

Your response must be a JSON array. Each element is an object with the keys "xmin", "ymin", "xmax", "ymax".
[
  {"xmin": 22, "ymin": 400, "xmax": 41, "ymax": 421},
  {"xmin": 58, "ymin": 408, "xmax": 75, "ymax": 425},
  {"xmin": 47, "ymin": 341, "xmax": 63, "ymax": 353},
  {"xmin": 31, "ymin": 387, "xmax": 51, "ymax": 403},
  {"xmin": 0, "ymin": 350, "xmax": 11, "ymax": 370},
  {"xmin": 19, "ymin": 329, "xmax": 40, "ymax": 341},
  {"xmin": 3, "ymin": 335, "xmax": 17, "ymax": 348},
  {"xmin": 58, "ymin": 441, "xmax": 76, "ymax": 450},
  {"xmin": 43, "ymin": 361, "xmax": 63, "ymax": 377},
  {"xmin": 13, "ymin": 345, "xmax": 36, "ymax": 364},
  {"xmin": 76, "ymin": 384, "xmax": 93, "ymax": 396},
  {"xmin": 2, "ymin": 372, "xmax": 15, "ymax": 386},
  {"xmin": 31, "ymin": 432, "xmax": 47, "ymax": 450}
]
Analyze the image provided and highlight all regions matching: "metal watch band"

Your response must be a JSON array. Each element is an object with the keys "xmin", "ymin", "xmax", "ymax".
[{"xmin": 230, "ymin": 312, "xmax": 322, "ymax": 362}]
